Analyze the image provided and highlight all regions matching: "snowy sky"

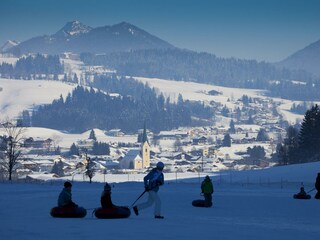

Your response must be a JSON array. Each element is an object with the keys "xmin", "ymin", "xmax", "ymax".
[{"xmin": 1, "ymin": 0, "xmax": 320, "ymax": 62}]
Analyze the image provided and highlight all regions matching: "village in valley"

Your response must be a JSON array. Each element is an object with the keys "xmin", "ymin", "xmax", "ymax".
[{"xmin": 0, "ymin": 54, "xmax": 302, "ymax": 182}]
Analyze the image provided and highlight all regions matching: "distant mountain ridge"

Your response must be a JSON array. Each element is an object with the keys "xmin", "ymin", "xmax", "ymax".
[
  {"xmin": 54, "ymin": 20, "xmax": 92, "ymax": 37},
  {"xmin": 278, "ymin": 39, "xmax": 320, "ymax": 76},
  {"xmin": 3, "ymin": 21, "xmax": 174, "ymax": 55},
  {"xmin": 0, "ymin": 40, "xmax": 19, "ymax": 52}
]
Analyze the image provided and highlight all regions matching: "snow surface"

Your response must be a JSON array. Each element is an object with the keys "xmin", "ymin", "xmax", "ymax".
[
  {"xmin": 0, "ymin": 76, "xmax": 311, "ymax": 125},
  {"xmin": 134, "ymin": 76, "xmax": 313, "ymax": 125},
  {"xmin": 0, "ymin": 78, "xmax": 76, "ymax": 119},
  {"xmin": 1, "ymin": 161, "xmax": 320, "ymax": 240}
]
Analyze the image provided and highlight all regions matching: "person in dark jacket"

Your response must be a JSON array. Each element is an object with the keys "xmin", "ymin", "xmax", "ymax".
[
  {"xmin": 315, "ymin": 173, "xmax": 320, "ymax": 199},
  {"xmin": 133, "ymin": 162, "xmax": 165, "ymax": 219},
  {"xmin": 58, "ymin": 181, "xmax": 78, "ymax": 208},
  {"xmin": 101, "ymin": 182, "xmax": 115, "ymax": 208},
  {"xmin": 201, "ymin": 175, "xmax": 214, "ymax": 207},
  {"xmin": 296, "ymin": 187, "xmax": 307, "ymax": 197}
]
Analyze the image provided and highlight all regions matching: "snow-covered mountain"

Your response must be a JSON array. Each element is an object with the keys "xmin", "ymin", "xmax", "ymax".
[
  {"xmin": 54, "ymin": 20, "xmax": 92, "ymax": 37},
  {"xmin": 3, "ymin": 21, "xmax": 174, "ymax": 55},
  {"xmin": 278, "ymin": 39, "xmax": 320, "ymax": 76},
  {"xmin": 0, "ymin": 40, "xmax": 19, "ymax": 52}
]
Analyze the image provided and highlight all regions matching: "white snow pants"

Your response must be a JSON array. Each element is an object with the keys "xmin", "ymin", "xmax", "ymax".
[{"xmin": 136, "ymin": 190, "xmax": 161, "ymax": 216}]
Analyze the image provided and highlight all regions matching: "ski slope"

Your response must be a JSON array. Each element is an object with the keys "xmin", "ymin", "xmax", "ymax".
[{"xmin": 1, "ymin": 161, "xmax": 320, "ymax": 240}]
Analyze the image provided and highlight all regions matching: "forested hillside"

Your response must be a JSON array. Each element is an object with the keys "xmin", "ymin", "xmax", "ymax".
[
  {"xmin": 30, "ymin": 77, "xmax": 214, "ymax": 133},
  {"xmin": 81, "ymin": 49, "xmax": 320, "ymax": 100},
  {"xmin": 0, "ymin": 54, "xmax": 63, "ymax": 79}
]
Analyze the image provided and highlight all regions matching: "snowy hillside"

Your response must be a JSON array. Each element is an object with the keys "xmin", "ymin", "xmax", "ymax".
[
  {"xmin": 1, "ymin": 161, "xmax": 320, "ymax": 240},
  {"xmin": 0, "ymin": 79, "xmax": 76, "ymax": 118},
  {"xmin": 134, "ymin": 76, "xmax": 307, "ymax": 125}
]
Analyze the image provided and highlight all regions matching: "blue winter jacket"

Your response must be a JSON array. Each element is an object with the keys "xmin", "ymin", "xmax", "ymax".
[
  {"xmin": 58, "ymin": 188, "xmax": 73, "ymax": 207},
  {"xmin": 144, "ymin": 168, "xmax": 164, "ymax": 192}
]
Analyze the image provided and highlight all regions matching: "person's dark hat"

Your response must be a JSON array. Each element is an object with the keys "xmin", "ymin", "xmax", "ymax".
[
  {"xmin": 104, "ymin": 183, "xmax": 111, "ymax": 192},
  {"xmin": 156, "ymin": 161, "xmax": 164, "ymax": 170},
  {"xmin": 64, "ymin": 181, "xmax": 72, "ymax": 188}
]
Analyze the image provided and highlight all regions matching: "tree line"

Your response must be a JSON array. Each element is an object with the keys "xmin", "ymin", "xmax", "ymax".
[
  {"xmin": 0, "ymin": 54, "xmax": 63, "ymax": 79},
  {"xmin": 28, "ymin": 77, "xmax": 214, "ymax": 133},
  {"xmin": 276, "ymin": 104, "xmax": 320, "ymax": 164},
  {"xmin": 80, "ymin": 49, "xmax": 320, "ymax": 101}
]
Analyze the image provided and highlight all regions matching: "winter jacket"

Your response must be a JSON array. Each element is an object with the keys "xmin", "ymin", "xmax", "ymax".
[
  {"xmin": 144, "ymin": 168, "xmax": 164, "ymax": 192},
  {"xmin": 58, "ymin": 188, "xmax": 75, "ymax": 207},
  {"xmin": 101, "ymin": 191, "xmax": 115, "ymax": 208},
  {"xmin": 201, "ymin": 179, "xmax": 214, "ymax": 194}
]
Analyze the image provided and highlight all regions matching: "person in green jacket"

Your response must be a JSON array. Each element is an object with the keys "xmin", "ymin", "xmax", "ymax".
[
  {"xmin": 58, "ymin": 181, "xmax": 78, "ymax": 208},
  {"xmin": 201, "ymin": 175, "xmax": 214, "ymax": 207}
]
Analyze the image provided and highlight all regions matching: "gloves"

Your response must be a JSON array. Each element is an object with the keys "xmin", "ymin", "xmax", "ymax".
[{"xmin": 145, "ymin": 186, "xmax": 150, "ymax": 192}]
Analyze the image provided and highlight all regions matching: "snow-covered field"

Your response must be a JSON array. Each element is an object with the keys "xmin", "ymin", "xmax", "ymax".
[
  {"xmin": 0, "ymin": 76, "xmax": 307, "ymax": 125},
  {"xmin": 1, "ymin": 161, "xmax": 320, "ymax": 240},
  {"xmin": 0, "ymin": 78, "xmax": 76, "ymax": 118},
  {"xmin": 134, "ymin": 76, "xmax": 307, "ymax": 124}
]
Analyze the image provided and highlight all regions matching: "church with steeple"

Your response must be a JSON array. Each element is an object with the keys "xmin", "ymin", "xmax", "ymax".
[
  {"xmin": 119, "ymin": 122, "xmax": 150, "ymax": 169},
  {"xmin": 140, "ymin": 122, "xmax": 150, "ymax": 168}
]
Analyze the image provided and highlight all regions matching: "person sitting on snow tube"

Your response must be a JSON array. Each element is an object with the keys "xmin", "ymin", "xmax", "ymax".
[
  {"xmin": 296, "ymin": 187, "xmax": 307, "ymax": 197},
  {"xmin": 58, "ymin": 181, "xmax": 78, "ymax": 208},
  {"xmin": 201, "ymin": 175, "xmax": 214, "ymax": 207},
  {"xmin": 101, "ymin": 182, "xmax": 116, "ymax": 208}
]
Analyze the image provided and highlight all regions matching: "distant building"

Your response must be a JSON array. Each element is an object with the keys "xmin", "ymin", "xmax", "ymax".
[
  {"xmin": 192, "ymin": 136, "xmax": 207, "ymax": 145},
  {"xmin": 120, "ymin": 123, "xmax": 150, "ymax": 169}
]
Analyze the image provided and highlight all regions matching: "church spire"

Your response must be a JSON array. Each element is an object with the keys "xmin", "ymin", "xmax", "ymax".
[{"xmin": 142, "ymin": 121, "xmax": 148, "ymax": 144}]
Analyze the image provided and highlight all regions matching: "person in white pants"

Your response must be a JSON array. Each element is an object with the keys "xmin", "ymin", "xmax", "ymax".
[{"xmin": 133, "ymin": 162, "xmax": 165, "ymax": 219}]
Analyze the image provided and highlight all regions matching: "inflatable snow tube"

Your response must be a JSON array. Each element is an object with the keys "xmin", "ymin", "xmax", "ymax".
[
  {"xmin": 50, "ymin": 206, "xmax": 87, "ymax": 218},
  {"xmin": 293, "ymin": 194, "xmax": 311, "ymax": 200},
  {"xmin": 94, "ymin": 206, "xmax": 131, "ymax": 219},
  {"xmin": 192, "ymin": 199, "xmax": 212, "ymax": 207}
]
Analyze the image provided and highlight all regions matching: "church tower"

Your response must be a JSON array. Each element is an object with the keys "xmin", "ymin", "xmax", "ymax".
[{"xmin": 141, "ymin": 122, "xmax": 150, "ymax": 168}]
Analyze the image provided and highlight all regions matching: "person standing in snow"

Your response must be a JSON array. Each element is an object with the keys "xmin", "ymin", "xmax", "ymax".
[
  {"xmin": 133, "ymin": 161, "xmax": 165, "ymax": 219},
  {"xmin": 315, "ymin": 173, "xmax": 320, "ymax": 199},
  {"xmin": 201, "ymin": 175, "xmax": 214, "ymax": 207},
  {"xmin": 58, "ymin": 181, "xmax": 78, "ymax": 208},
  {"xmin": 101, "ymin": 182, "xmax": 116, "ymax": 208}
]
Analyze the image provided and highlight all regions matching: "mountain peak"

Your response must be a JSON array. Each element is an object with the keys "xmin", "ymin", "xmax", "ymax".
[
  {"xmin": 0, "ymin": 40, "xmax": 19, "ymax": 52},
  {"xmin": 54, "ymin": 20, "xmax": 92, "ymax": 37}
]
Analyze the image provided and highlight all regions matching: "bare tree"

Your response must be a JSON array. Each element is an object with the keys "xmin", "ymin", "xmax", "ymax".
[
  {"xmin": 0, "ymin": 120, "xmax": 26, "ymax": 180},
  {"xmin": 85, "ymin": 157, "xmax": 95, "ymax": 183}
]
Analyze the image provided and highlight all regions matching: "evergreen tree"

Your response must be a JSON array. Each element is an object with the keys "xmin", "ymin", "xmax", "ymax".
[
  {"xmin": 228, "ymin": 119, "xmax": 236, "ymax": 134},
  {"xmin": 247, "ymin": 146, "xmax": 266, "ymax": 160},
  {"xmin": 69, "ymin": 143, "xmax": 79, "ymax": 155},
  {"xmin": 89, "ymin": 129, "xmax": 97, "ymax": 141},
  {"xmin": 51, "ymin": 160, "xmax": 64, "ymax": 177},
  {"xmin": 73, "ymin": 73, "xmax": 79, "ymax": 84},
  {"xmin": 91, "ymin": 142, "xmax": 110, "ymax": 155},
  {"xmin": 221, "ymin": 106, "xmax": 229, "ymax": 117},
  {"xmin": 222, "ymin": 133, "xmax": 231, "ymax": 147},
  {"xmin": 299, "ymin": 104, "xmax": 320, "ymax": 161},
  {"xmin": 256, "ymin": 128, "xmax": 270, "ymax": 141},
  {"xmin": 276, "ymin": 143, "xmax": 288, "ymax": 165}
]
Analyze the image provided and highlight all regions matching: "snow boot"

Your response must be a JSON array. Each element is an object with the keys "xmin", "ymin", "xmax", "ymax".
[
  {"xmin": 155, "ymin": 215, "xmax": 164, "ymax": 219},
  {"xmin": 133, "ymin": 206, "xmax": 139, "ymax": 216}
]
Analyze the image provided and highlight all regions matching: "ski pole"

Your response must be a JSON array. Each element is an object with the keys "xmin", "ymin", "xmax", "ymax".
[
  {"xmin": 307, "ymin": 188, "xmax": 316, "ymax": 193},
  {"xmin": 131, "ymin": 190, "xmax": 147, "ymax": 207}
]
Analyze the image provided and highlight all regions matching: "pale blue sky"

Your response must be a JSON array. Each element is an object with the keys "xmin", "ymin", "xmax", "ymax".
[{"xmin": 1, "ymin": 0, "xmax": 319, "ymax": 62}]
